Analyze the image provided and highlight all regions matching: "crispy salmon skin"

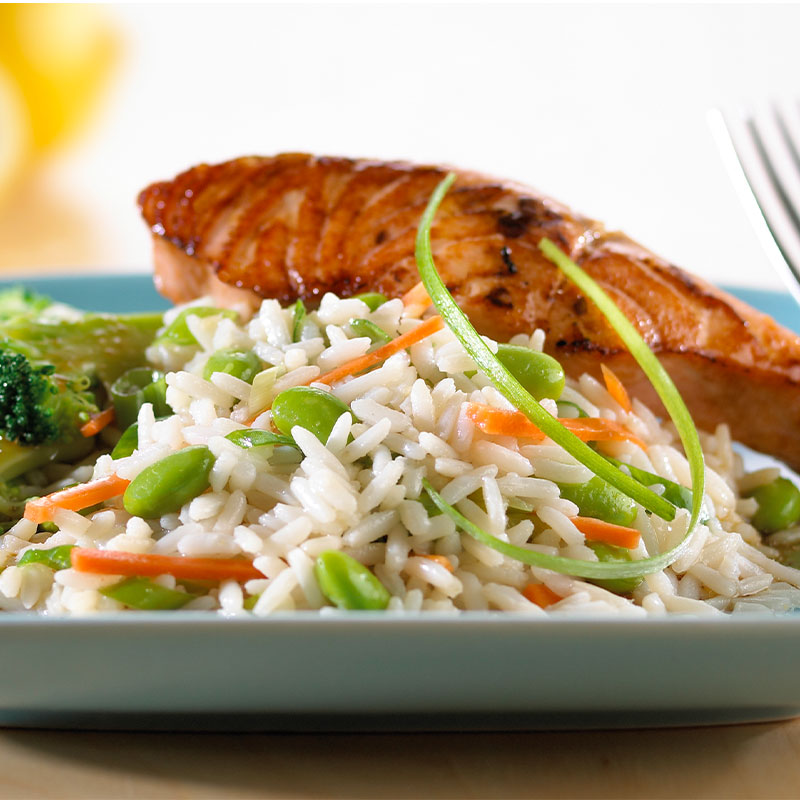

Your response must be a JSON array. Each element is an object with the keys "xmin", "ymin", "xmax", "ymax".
[{"xmin": 138, "ymin": 154, "xmax": 800, "ymax": 469}]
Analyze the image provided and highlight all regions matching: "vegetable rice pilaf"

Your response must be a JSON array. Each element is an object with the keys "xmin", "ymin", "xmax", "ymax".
[{"xmin": 1, "ymin": 176, "xmax": 800, "ymax": 616}]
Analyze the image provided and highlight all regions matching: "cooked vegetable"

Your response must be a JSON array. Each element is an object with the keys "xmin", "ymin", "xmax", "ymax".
[
  {"xmin": 17, "ymin": 544, "xmax": 75, "ymax": 570},
  {"xmin": 745, "ymin": 477, "xmax": 800, "ymax": 534},
  {"xmin": 111, "ymin": 422, "xmax": 139, "ymax": 460},
  {"xmin": 522, "ymin": 583, "xmax": 562, "ymax": 608},
  {"xmin": 271, "ymin": 387, "xmax": 354, "ymax": 445},
  {"xmin": 354, "ymin": 292, "xmax": 388, "ymax": 311},
  {"xmin": 225, "ymin": 429, "xmax": 297, "ymax": 449},
  {"xmin": 495, "ymin": 344, "xmax": 565, "ymax": 401},
  {"xmin": 202, "ymin": 349, "xmax": 262, "ymax": 384},
  {"xmin": 349, "ymin": 318, "xmax": 392, "ymax": 347},
  {"xmin": 110, "ymin": 367, "xmax": 170, "ymax": 430},
  {"xmin": 71, "ymin": 548, "xmax": 262, "ymax": 581},
  {"xmin": 292, "ymin": 299, "xmax": 307, "ymax": 342},
  {"xmin": 314, "ymin": 315, "xmax": 444, "ymax": 386},
  {"xmin": 464, "ymin": 403, "xmax": 647, "ymax": 449},
  {"xmin": 314, "ymin": 550, "xmax": 390, "ymax": 610},
  {"xmin": 604, "ymin": 456, "xmax": 693, "ymax": 512},
  {"xmin": 155, "ymin": 306, "xmax": 236, "ymax": 346},
  {"xmin": 400, "ymin": 282, "xmax": 431, "ymax": 309},
  {"xmin": 557, "ymin": 476, "xmax": 638, "ymax": 528},
  {"xmin": 0, "ymin": 302, "xmax": 163, "ymax": 482},
  {"xmin": 79, "ymin": 407, "xmax": 116, "ymax": 437},
  {"xmin": 123, "ymin": 445, "xmax": 215, "ymax": 519},
  {"xmin": 586, "ymin": 543, "xmax": 643, "ymax": 594},
  {"xmin": 24, "ymin": 474, "xmax": 130, "ymax": 523},
  {"xmin": 570, "ymin": 516, "xmax": 641, "ymax": 550},
  {"xmin": 100, "ymin": 577, "xmax": 196, "ymax": 610},
  {"xmin": 600, "ymin": 364, "xmax": 632, "ymax": 412}
]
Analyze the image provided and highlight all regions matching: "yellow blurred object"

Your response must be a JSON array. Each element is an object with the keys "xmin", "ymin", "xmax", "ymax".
[
  {"xmin": 0, "ymin": 64, "xmax": 30, "ymax": 206},
  {"xmin": 0, "ymin": 4, "xmax": 119, "ymax": 154}
]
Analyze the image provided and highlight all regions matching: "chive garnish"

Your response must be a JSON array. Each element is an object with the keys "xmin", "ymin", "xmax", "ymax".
[
  {"xmin": 415, "ymin": 175, "xmax": 706, "ymax": 579},
  {"xmin": 414, "ymin": 174, "xmax": 675, "ymax": 521}
]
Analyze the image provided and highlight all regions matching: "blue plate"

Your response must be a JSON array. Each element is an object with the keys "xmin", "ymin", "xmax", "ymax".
[{"xmin": 0, "ymin": 274, "xmax": 797, "ymax": 731}]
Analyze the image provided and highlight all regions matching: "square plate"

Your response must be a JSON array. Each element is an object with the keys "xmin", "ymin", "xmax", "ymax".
[{"xmin": 0, "ymin": 275, "xmax": 797, "ymax": 731}]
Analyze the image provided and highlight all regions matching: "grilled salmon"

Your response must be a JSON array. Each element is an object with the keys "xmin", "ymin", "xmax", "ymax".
[{"xmin": 138, "ymin": 154, "xmax": 800, "ymax": 470}]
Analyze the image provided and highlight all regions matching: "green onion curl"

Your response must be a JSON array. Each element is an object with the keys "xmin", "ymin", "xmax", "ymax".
[{"xmin": 416, "ymin": 174, "xmax": 706, "ymax": 579}]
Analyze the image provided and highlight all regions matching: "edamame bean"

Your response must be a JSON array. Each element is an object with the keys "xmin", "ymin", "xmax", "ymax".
[
  {"xmin": 353, "ymin": 292, "xmax": 387, "ymax": 311},
  {"xmin": 587, "ymin": 542, "xmax": 643, "ymax": 594},
  {"xmin": 101, "ymin": 577, "xmax": 195, "ymax": 610},
  {"xmin": 314, "ymin": 550, "xmax": 391, "ymax": 610},
  {"xmin": 496, "ymin": 344, "xmax": 565, "ymax": 401},
  {"xmin": 202, "ymin": 349, "xmax": 262, "ymax": 384},
  {"xmin": 605, "ymin": 456, "xmax": 693, "ymax": 512},
  {"xmin": 123, "ymin": 445, "xmax": 215, "ymax": 519},
  {"xmin": 558, "ymin": 475, "xmax": 638, "ymax": 527},
  {"xmin": 155, "ymin": 307, "xmax": 237, "ymax": 346},
  {"xmin": 745, "ymin": 477, "xmax": 800, "ymax": 534},
  {"xmin": 271, "ymin": 387, "xmax": 355, "ymax": 445}
]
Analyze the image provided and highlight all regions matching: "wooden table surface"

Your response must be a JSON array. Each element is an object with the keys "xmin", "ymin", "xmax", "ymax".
[{"xmin": 1, "ymin": 718, "xmax": 799, "ymax": 799}]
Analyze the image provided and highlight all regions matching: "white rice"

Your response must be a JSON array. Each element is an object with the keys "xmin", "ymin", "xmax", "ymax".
[{"xmin": 6, "ymin": 290, "xmax": 800, "ymax": 618}]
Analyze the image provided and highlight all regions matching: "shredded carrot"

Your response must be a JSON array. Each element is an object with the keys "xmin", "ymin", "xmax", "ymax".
[
  {"xmin": 24, "ymin": 474, "xmax": 131, "ymax": 524},
  {"xmin": 80, "ymin": 407, "xmax": 116, "ymax": 437},
  {"xmin": 570, "ymin": 516, "xmax": 641, "ymax": 549},
  {"xmin": 401, "ymin": 281, "xmax": 433, "ymax": 312},
  {"xmin": 523, "ymin": 583, "xmax": 562, "ymax": 608},
  {"xmin": 413, "ymin": 553, "xmax": 454, "ymax": 573},
  {"xmin": 314, "ymin": 315, "xmax": 444, "ymax": 387},
  {"xmin": 600, "ymin": 364, "xmax": 632, "ymax": 413},
  {"xmin": 71, "ymin": 548, "xmax": 263, "ymax": 582},
  {"xmin": 463, "ymin": 402, "xmax": 647, "ymax": 449}
]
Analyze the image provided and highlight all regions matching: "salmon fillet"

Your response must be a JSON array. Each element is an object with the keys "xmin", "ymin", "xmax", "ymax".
[{"xmin": 138, "ymin": 154, "xmax": 800, "ymax": 469}]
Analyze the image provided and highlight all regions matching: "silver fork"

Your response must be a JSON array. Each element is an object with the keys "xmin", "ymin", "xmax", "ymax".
[{"xmin": 709, "ymin": 102, "xmax": 800, "ymax": 307}]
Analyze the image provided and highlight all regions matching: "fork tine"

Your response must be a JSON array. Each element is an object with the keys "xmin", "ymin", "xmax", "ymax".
[
  {"xmin": 751, "ymin": 102, "xmax": 800, "ymax": 233},
  {"xmin": 708, "ymin": 107, "xmax": 800, "ymax": 308}
]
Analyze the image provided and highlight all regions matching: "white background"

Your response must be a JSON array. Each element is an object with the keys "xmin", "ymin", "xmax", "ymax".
[{"xmin": 12, "ymin": 2, "xmax": 800, "ymax": 292}]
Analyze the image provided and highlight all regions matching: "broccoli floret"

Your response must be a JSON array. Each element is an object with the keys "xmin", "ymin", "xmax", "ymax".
[
  {"xmin": 0, "ymin": 297, "xmax": 164, "ymax": 485},
  {"xmin": 0, "ymin": 351, "xmax": 60, "ymax": 445}
]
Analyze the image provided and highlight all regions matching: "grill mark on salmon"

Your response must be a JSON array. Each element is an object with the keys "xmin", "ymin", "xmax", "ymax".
[{"xmin": 138, "ymin": 154, "xmax": 800, "ymax": 469}]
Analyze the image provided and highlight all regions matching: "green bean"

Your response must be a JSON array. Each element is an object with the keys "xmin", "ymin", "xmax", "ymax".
[
  {"xmin": 111, "ymin": 367, "xmax": 171, "ymax": 429},
  {"xmin": 604, "ymin": 456, "xmax": 693, "ymax": 512},
  {"xmin": 202, "ymin": 349, "xmax": 262, "ymax": 384},
  {"xmin": 17, "ymin": 544, "xmax": 75, "ymax": 570},
  {"xmin": 557, "ymin": 475, "xmax": 638, "ymax": 527},
  {"xmin": 587, "ymin": 542, "xmax": 643, "ymax": 594},
  {"xmin": 745, "ymin": 477, "xmax": 800, "ymax": 534},
  {"xmin": 123, "ymin": 445, "xmax": 215, "ymax": 519},
  {"xmin": 155, "ymin": 307, "xmax": 237, "ymax": 346},
  {"xmin": 111, "ymin": 422, "xmax": 139, "ymax": 460},
  {"xmin": 349, "ymin": 318, "xmax": 391, "ymax": 348},
  {"xmin": 225, "ymin": 429, "xmax": 298, "ymax": 449},
  {"xmin": 314, "ymin": 550, "xmax": 390, "ymax": 610},
  {"xmin": 271, "ymin": 387, "xmax": 355, "ymax": 445},
  {"xmin": 353, "ymin": 292, "xmax": 387, "ymax": 311},
  {"xmin": 495, "ymin": 344, "xmax": 565, "ymax": 401},
  {"xmin": 292, "ymin": 299, "xmax": 306, "ymax": 342},
  {"xmin": 101, "ymin": 577, "xmax": 196, "ymax": 610}
]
